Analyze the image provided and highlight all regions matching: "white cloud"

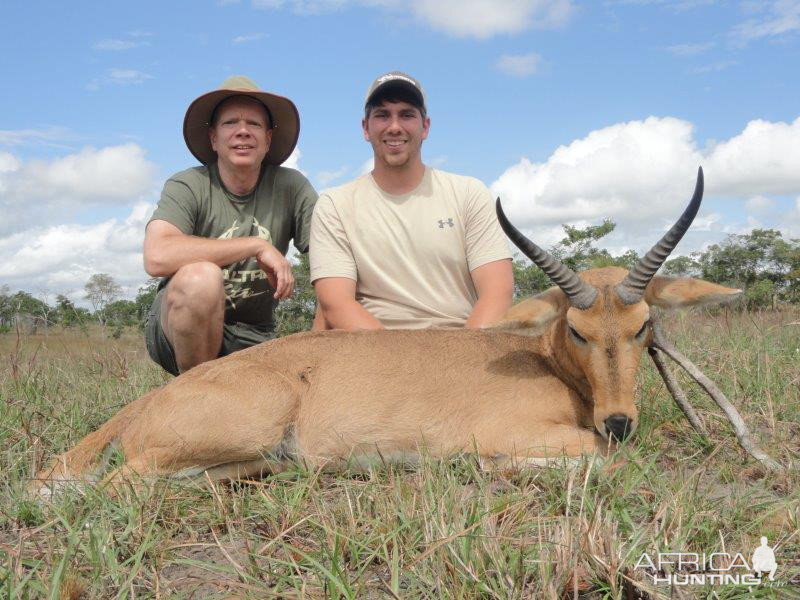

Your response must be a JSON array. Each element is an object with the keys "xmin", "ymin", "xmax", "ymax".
[
  {"xmin": 0, "ymin": 127, "xmax": 72, "ymax": 147},
  {"xmin": 496, "ymin": 53, "xmax": 544, "ymax": 77},
  {"xmin": 665, "ymin": 41, "xmax": 715, "ymax": 56},
  {"xmin": 0, "ymin": 152, "xmax": 21, "ymax": 174},
  {"xmin": 316, "ymin": 165, "xmax": 349, "ymax": 186},
  {"xmin": 731, "ymin": 0, "xmax": 800, "ymax": 44},
  {"xmin": 691, "ymin": 60, "xmax": 737, "ymax": 73},
  {"xmin": 93, "ymin": 31, "xmax": 152, "ymax": 50},
  {"xmin": 359, "ymin": 157, "xmax": 374, "ymax": 175},
  {"xmin": 252, "ymin": 0, "xmax": 348, "ymax": 13},
  {"xmin": 7, "ymin": 144, "xmax": 156, "ymax": 201},
  {"xmin": 491, "ymin": 115, "xmax": 800, "ymax": 254},
  {"xmin": 232, "ymin": 32, "xmax": 267, "ymax": 43},
  {"xmin": 0, "ymin": 144, "xmax": 158, "ymax": 235},
  {"xmin": 688, "ymin": 212, "xmax": 722, "ymax": 232},
  {"xmin": 745, "ymin": 195, "xmax": 776, "ymax": 212},
  {"xmin": 492, "ymin": 116, "xmax": 699, "ymax": 227},
  {"xmin": 0, "ymin": 202, "xmax": 154, "ymax": 304},
  {"xmin": 109, "ymin": 69, "xmax": 153, "ymax": 84},
  {"xmin": 609, "ymin": 0, "xmax": 719, "ymax": 10},
  {"xmin": 87, "ymin": 69, "xmax": 154, "ymax": 90},
  {"xmin": 705, "ymin": 117, "xmax": 800, "ymax": 196},
  {"xmin": 318, "ymin": 158, "xmax": 376, "ymax": 185},
  {"xmin": 402, "ymin": 0, "xmax": 573, "ymax": 38},
  {"xmin": 93, "ymin": 39, "xmax": 143, "ymax": 51},
  {"xmin": 282, "ymin": 147, "xmax": 306, "ymax": 175},
  {"xmin": 252, "ymin": 0, "xmax": 574, "ymax": 38},
  {"xmin": 784, "ymin": 196, "xmax": 800, "ymax": 236}
]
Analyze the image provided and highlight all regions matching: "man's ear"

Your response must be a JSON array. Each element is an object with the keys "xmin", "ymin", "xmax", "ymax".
[
  {"xmin": 645, "ymin": 276, "xmax": 742, "ymax": 308},
  {"xmin": 491, "ymin": 287, "xmax": 565, "ymax": 336}
]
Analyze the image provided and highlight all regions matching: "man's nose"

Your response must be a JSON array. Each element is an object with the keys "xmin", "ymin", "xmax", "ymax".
[
  {"xmin": 235, "ymin": 121, "xmax": 253, "ymax": 135},
  {"xmin": 386, "ymin": 116, "xmax": 403, "ymax": 132}
]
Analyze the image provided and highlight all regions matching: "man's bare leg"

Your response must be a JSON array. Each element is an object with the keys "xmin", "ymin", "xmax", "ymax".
[{"xmin": 161, "ymin": 261, "xmax": 225, "ymax": 373}]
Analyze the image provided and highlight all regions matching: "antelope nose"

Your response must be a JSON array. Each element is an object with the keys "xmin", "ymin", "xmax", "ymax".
[{"xmin": 604, "ymin": 414, "xmax": 633, "ymax": 441}]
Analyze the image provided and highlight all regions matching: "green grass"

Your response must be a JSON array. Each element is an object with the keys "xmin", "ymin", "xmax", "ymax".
[{"xmin": 1, "ymin": 312, "xmax": 798, "ymax": 599}]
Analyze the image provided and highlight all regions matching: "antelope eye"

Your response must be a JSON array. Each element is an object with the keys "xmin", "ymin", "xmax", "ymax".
[
  {"xmin": 568, "ymin": 325, "xmax": 587, "ymax": 343},
  {"xmin": 636, "ymin": 320, "xmax": 650, "ymax": 339}
]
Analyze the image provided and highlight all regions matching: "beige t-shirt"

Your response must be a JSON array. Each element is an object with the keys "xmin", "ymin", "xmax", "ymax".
[{"xmin": 309, "ymin": 168, "xmax": 511, "ymax": 329}]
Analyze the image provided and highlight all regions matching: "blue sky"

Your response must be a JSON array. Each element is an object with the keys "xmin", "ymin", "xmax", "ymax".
[{"xmin": 1, "ymin": 0, "xmax": 799, "ymax": 302}]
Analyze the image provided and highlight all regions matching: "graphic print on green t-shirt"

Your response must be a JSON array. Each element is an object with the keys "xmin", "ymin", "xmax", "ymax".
[{"xmin": 218, "ymin": 216, "xmax": 274, "ymax": 311}]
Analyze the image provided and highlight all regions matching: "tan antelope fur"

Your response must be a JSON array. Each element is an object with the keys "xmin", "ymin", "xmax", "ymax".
[{"xmin": 32, "ymin": 168, "xmax": 741, "ymax": 496}]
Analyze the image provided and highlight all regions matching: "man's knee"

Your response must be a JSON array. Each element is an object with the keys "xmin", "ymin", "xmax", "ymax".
[{"xmin": 165, "ymin": 262, "xmax": 225, "ymax": 315}]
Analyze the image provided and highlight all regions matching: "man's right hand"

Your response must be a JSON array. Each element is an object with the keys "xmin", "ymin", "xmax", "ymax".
[{"xmin": 255, "ymin": 242, "xmax": 295, "ymax": 299}]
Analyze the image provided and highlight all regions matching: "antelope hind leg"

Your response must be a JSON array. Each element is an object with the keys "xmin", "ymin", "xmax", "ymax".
[
  {"xmin": 33, "ymin": 368, "xmax": 300, "ymax": 498},
  {"xmin": 102, "ymin": 370, "xmax": 299, "ymax": 492},
  {"xmin": 30, "ymin": 390, "xmax": 154, "ymax": 498}
]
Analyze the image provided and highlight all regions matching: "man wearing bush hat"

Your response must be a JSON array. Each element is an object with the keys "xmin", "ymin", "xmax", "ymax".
[
  {"xmin": 310, "ymin": 71, "xmax": 512, "ymax": 330},
  {"xmin": 143, "ymin": 75, "xmax": 317, "ymax": 375}
]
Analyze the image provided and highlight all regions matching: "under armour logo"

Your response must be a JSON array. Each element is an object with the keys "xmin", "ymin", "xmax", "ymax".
[{"xmin": 438, "ymin": 218, "xmax": 454, "ymax": 228}]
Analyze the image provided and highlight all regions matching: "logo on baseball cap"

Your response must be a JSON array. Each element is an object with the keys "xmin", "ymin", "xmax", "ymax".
[{"xmin": 365, "ymin": 71, "xmax": 426, "ymax": 113}]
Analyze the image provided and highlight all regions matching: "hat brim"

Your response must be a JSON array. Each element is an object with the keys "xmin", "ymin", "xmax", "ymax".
[{"xmin": 183, "ymin": 88, "xmax": 300, "ymax": 166}]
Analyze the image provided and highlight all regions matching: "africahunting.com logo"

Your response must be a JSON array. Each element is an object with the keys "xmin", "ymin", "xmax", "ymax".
[{"xmin": 634, "ymin": 537, "xmax": 795, "ymax": 587}]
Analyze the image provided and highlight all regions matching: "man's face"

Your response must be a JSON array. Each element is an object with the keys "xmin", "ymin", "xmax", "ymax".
[
  {"xmin": 209, "ymin": 96, "xmax": 272, "ymax": 173},
  {"xmin": 362, "ymin": 100, "xmax": 430, "ymax": 170}
]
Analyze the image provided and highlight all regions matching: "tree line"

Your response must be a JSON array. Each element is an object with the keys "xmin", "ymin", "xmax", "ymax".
[
  {"xmin": 0, "ymin": 276, "xmax": 159, "ymax": 337},
  {"xmin": 1, "ymin": 225, "xmax": 797, "ymax": 337}
]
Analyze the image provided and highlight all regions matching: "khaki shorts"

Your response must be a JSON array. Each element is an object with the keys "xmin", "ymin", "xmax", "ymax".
[{"xmin": 144, "ymin": 286, "xmax": 276, "ymax": 376}]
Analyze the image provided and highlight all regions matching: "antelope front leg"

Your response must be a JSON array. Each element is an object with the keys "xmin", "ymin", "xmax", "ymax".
[{"xmin": 479, "ymin": 425, "xmax": 611, "ymax": 470}]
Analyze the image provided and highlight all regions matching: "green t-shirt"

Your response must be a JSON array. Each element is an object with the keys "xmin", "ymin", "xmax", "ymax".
[{"xmin": 149, "ymin": 162, "xmax": 317, "ymax": 329}]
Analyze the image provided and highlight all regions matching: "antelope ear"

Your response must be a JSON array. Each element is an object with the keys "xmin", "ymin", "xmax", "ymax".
[
  {"xmin": 645, "ymin": 276, "xmax": 742, "ymax": 308},
  {"xmin": 491, "ymin": 287, "xmax": 564, "ymax": 336}
]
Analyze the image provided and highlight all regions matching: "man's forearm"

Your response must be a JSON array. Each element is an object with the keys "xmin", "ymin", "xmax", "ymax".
[
  {"xmin": 465, "ymin": 294, "xmax": 513, "ymax": 329},
  {"xmin": 145, "ymin": 235, "xmax": 268, "ymax": 277},
  {"xmin": 320, "ymin": 299, "xmax": 384, "ymax": 330},
  {"xmin": 312, "ymin": 305, "xmax": 328, "ymax": 331}
]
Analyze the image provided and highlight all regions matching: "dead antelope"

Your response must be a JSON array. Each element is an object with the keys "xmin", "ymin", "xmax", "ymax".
[{"xmin": 33, "ymin": 168, "xmax": 743, "ymax": 496}]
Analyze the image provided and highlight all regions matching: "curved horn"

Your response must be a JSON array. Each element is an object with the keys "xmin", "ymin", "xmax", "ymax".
[
  {"xmin": 496, "ymin": 198, "xmax": 597, "ymax": 310},
  {"xmin": 616, "ymin": 166, "xmax": 704, "ymax": 304}
]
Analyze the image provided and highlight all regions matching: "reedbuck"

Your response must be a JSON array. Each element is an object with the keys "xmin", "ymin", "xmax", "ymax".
[{"xmin": 33, "ymin": 168, "xmax": 742, "ymax": 495}]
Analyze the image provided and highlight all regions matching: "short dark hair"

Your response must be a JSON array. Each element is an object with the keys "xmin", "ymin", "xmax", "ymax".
[
  {"xmin": 364, "ymin": 85, "xmax": 427, "ymax": 120},
  {"xmin": 210, "ymin": 95, "xmax": 273, "ymax": 129}
]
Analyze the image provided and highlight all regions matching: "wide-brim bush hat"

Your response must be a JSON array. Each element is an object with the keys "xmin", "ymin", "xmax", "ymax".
[{"xmin": 183, "ymin": 75, "xmax": 300, "ymax": 166}]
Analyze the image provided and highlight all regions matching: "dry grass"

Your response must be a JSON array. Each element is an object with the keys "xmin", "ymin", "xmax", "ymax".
[{"xmin": 1, "ymin": 311, "xmax": 799, "ymax": 598}]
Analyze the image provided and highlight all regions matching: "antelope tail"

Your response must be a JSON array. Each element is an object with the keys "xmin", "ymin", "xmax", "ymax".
[{"xmin": 33, "ymin": 390, "xmax": 153, "ymax": 492}]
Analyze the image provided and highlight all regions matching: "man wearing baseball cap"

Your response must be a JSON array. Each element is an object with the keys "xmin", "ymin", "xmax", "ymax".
[
  {"xmin": 143, "ymin": 75, "xmax": 317, "ymax": 375},
  {"xmin": 310, "ymin": 71, "xmax": 512, "ymax": 330}
]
